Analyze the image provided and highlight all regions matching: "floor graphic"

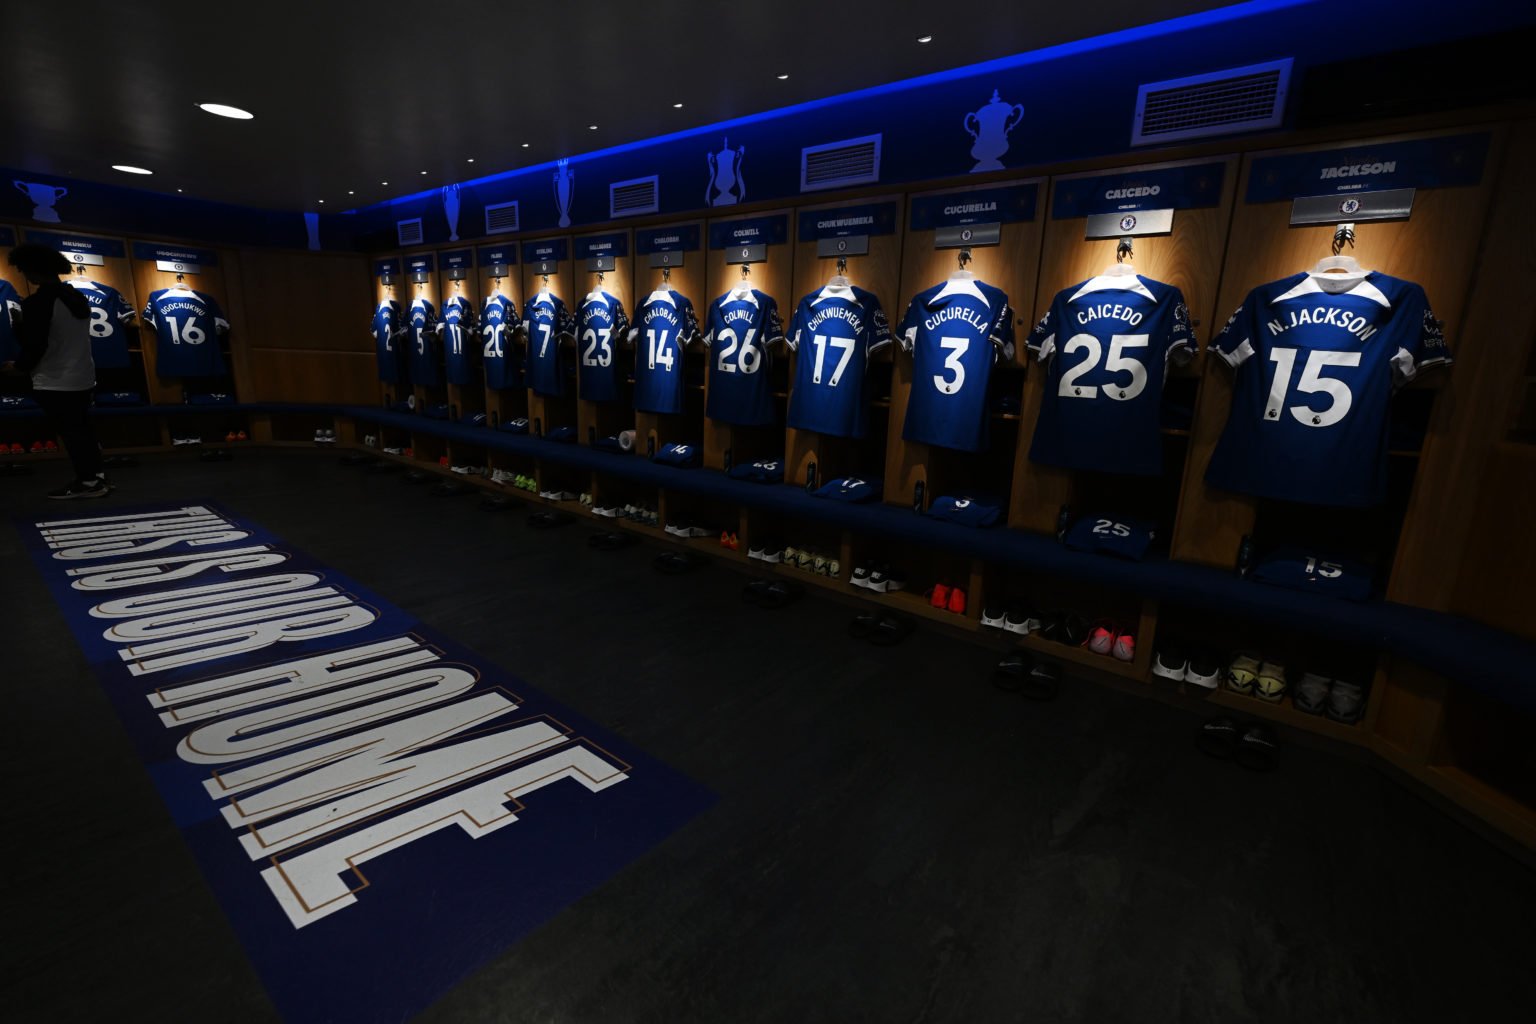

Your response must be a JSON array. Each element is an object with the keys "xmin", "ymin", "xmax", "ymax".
[{"xmin": 18, "ymin": 501, "xmax": 716, "ymax": 1023}]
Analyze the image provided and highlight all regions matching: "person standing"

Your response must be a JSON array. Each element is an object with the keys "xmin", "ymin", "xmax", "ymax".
[{"xmin": 2, "ymin": 243, "xmax": 110, "ymax": 498}]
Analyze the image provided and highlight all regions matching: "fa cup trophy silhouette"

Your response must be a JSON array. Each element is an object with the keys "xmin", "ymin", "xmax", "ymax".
[
  {"xmin": 553, "ymin": 160, "xmax": 574, "ymax": 228},
  {"xmin": 706, "ymin": 138, "xmax": 746, "ymax": 206},
  {"xmin": 964, "ymin": 90, "xmax": 1025, "ymax": 173},
  {"xmin": 14, "ymin": 180, "xmax": 68, "ymax": 222}
]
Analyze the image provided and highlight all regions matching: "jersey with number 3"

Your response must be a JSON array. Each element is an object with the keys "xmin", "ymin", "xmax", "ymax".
[
  {"xmin": 524, "ymin": 290, "xmax": 576, "ymax": 396},
  {"xmin": 574, "ymin": 291, "xmax": 630, "ymax": 403},
  {"xmin": 481, "ymin": 293, "xmax": 521, "ymax": 390},
  {"xmin": 71, "ymin": 280, "xmax": 136, "ymax": 369},
  {"xmin": 786, "ymin": 284, "xmax": 891, "ymax": 438},
  {"xmin": 142, "ymin": 286, "xmax": 229, "ymax": 377},
  {"xmin": 1206, "ymin": 271, "xmax": 1449, "ymax": 507},
  {"xmin": 897, "ymin": 278, "xmax": 1014, "ymax": 451},
  {"xmin": 630, "ymin": 289, "xmax": 701, "ymax": 414},
  {"xmin": 1027, "ymin": 274, "xmax": 1193, "ymax": 476},
  {"xmin": 439, "ymin": 294, "xmax": 477, "ymax": 386},
  {"xmin": 704, "ymin": 288, "xmax": 784, "ymax": 426}
]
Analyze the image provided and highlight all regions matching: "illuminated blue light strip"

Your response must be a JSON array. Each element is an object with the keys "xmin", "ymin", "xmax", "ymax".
[{"xmin": 347, "ymin": 0, "xmax": 1315, "ymax": 212}]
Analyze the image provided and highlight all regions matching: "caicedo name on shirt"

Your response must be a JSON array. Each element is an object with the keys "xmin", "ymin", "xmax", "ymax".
[{"xmin": 1078, "ymin": 303, "xmax": 1145, "ymax": 328}]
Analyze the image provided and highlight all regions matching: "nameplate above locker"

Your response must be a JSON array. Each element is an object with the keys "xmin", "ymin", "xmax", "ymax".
[
  {"xmin": 27, "ymin": 229, "xmax": 124, "ymax": 267},
  {"xmin": 477, "ymin": 245, "xmax": 516, "ymax": 279},
  {"xmin": 710, "ymin": 215, "xmax": 787, "ymax": 264},
  {"xmin": 637, "ymin": 225, "xmax": 698, "ymax": 268},
  {"xmin": 798, "ymin": 201, "xmax": 896, "ymax": 258},
  {"xmin": 522, "ymin": 238, "xmax": 568, "ymax": 275},
  {"xmin": 134, "ymin": 241, "xmax": 217, "ymax": 275},
  {"xmin": 439, "ymin": 248, "xmax": 473, "ymax": 281},
  {"xmin": 1248, "ymin": 132, "xmax": 1490, "ymax": 204},
  {"xmin": 375, "ymin": 256, "xmax": 401, "ymax": 284},
  {"xmin": 910, "ymin": 182, "xmax": 1037, "ymax": 249},
  {"xmin": 1058, "ymin": 162, "xmax": 1225, "ymax": 240},
  {"xmin": 1085, "ymin": 209, "xmax": 1175, "ymax": 239},
  {"xmin": 1290, "ymin": 189, "xmax": 1417, "ymax": 226},
  {"xmin": 577, "ymin": 232, "xmax": 628, "ymax": 273},
  {"xmin": 405, "ymin": 253, "xmax": 434, "ymax": 284}
]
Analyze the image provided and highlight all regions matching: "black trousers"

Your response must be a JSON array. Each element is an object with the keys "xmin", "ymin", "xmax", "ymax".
[{"xmin": 34, "ymin": 388, "xmax": 102, "ymax": 481}]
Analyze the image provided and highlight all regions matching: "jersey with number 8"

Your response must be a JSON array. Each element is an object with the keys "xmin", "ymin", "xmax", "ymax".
[
  {"xmin": 70, "ymin": 280, "xmax": 136, "ymax": 369},
  {"xmin": 897, "ymin": 278, "xmax": 1015, "ymax": 451},
  {"xmin": 704, "ymin": 287, "xmax": 785, "ymax": 426},
  {"xmin": 1206, "ymin": 270, "xmax": 1450, "ymax": 507},
  {"xmin": 1026, "ymin": 274, "xmax": 1194, "ymax": 476}
]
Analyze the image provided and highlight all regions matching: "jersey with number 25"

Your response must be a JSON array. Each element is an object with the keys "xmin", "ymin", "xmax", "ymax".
[
  {"xmin": 1206, "ymin": 270, "xmax": 1449, "ymax": 507},
  {"xmin": 897, "ymin": 278, "xmax": 1015, "ymax": 451},
  {"xmin": 704, "ymin": 288, "xmax": 785, "ymax": 426},
  {"xmin": 630, "ymin": 289, "xmax": 701, "ymax": 414}
]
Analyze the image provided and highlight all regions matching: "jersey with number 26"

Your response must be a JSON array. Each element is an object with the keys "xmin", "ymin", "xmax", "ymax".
[
  {"xmin": 704, "ymin": 288, "xmax": 785, "ymax": 427},
  {"xmin": 897, "ymin": 278, "xmax": 1014, "ymax": 451},
  {"xmin": 630, "ymin": 289, "xmax": 701, "ymax": 414},
  {"xmin": 1206, "ymin": 270, "xmax": 1449, "ymax": 507}
]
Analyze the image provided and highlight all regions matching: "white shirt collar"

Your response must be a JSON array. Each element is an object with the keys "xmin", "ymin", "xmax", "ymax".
[
  {"xmin": 930, "ymin": 276, "xmax": 988, "ymax": 308},
  {"xmin": 1069, "ymin": 273, "xmax": 1157, "ymax": 304},
  {"xmin": 726, "ymin": 286, "xmax": 759, "ymax": 306},
  {"xmin": 813, "ymin": 283, "xmax": 855, "ymax": 304},
  {"xmin": 70, "ymin": 279, "xmax": 101, "ymax": 292},
  {"xmin": 645, "ymin": 288, "xmax": 676, "ymax": 307},
  {"xmin": 1273, "ymin": 272, "xmax": 1391, "ymax": 309}
]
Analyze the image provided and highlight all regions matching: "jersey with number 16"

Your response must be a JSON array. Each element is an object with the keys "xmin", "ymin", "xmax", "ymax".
[{"xmin": 143, "ymin": 286, "xmax": 229, "ymax": 377}]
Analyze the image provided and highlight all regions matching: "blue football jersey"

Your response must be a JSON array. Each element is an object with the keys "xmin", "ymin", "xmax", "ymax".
[
  {"xmin": 142, "ymin": 285, "xmax": 229, "ymax": 377},
  {"xmin": 439, "ymin": 293, "xmax": 478, "ymax": 386},
  {"xmin": 480, "ymin": 293, "xmax": 522, "ymax": 390},
  {"xmin": 1206, "ymin": 271, "xmax": 1450, "ymax": 507},
  {"xmin": 727, "ymin": 458, "xmax": 785, "ymax": 483},
  {"xmin": 70, "ymin": 280, "xmax": 136, "ymax": 369},
  {"xmin": 926, "ymin": 493, "xmax": 1003, "ymax": 528},
  {"xmin": 898, "ymin": 277, "xmax": 1015, "ymax": 451},
  {"xmin": 524, "ymin": 290, "xmax": 576, "ymax": 396},
  {"xmin": 786, "ymin": 284, "xmax": 892, "ymax": 438},
  {"xmin": 1250, "ymin": 545, "xmax": 1373, "ymax": 601},
  {"xmin": 574, "ymin": 290, "xmax": 630, "ymax": 404},
  {"xmin": 1063, "ymin": 514, "xmax": 1158, "ymax": 561},
  {"xmin": 704, "ymin": 287, "xmax": 785, "ymax": 426},
  {"xmin": 653, "ymin": 441, "xmax": 700, "ymax": 466},
  {"xmin": 1027, "ymin": 274, "xmax": 1194, "ymax": 476},
  {"xmin": 630, "ymin": 289, "xmax": 701, "ymax": 414},
  {"xmin": 372, "ymin": 298, "xmax": 405, "ymax": 383},
  {"xmin": 812, "ymin": 476, "xmax": 881, "ymax": 503},
  {"xmin": 0, "ymin": 279, "xmax": 20, "ymax": 363},
  {"xmin": 406, "ymin": 296, "xmax": 440, "ymax": 387}
]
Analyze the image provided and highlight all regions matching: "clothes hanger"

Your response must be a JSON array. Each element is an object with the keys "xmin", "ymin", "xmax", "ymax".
[
  {"xmin": 1102, "ymin": 236, "xmax": 1139, "ymax": 277},
  {"xmin": 826, "ymin": 255, "xmax": 851, "ymax": 290},
  {"xmin": 1312, "ymin": 223, "xmax": 1363, "ymax": 275},
  {"xmin": 730, "ymin": 262, "xmax": 754, "ymax": 299},
  {"xmin": 949, "ymin": 248, "xmax": 976, "ymax": 280}
]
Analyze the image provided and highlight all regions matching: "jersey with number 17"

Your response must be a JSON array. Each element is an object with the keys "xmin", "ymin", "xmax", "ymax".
[
  {"xmin": 142, "ymin": 286, "xmax": 229, "ymax": 377},
  {"xmin": 704, "ymin": 288, "xmax": 784, "ymax": 426},
  {"xmin": 897, "ymin": 278, "xmax": 1015, "ymax": 451},
  {"xmin": 630, "ymin": 289, "xmax": 701, "ymax": 414},
  {"xmin": 786, "ymin": 284, "xmax": 891, "ymax": 438}
]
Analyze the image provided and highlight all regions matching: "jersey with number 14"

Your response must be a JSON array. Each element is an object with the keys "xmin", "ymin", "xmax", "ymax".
[
  {"xmin": 1206, "ymin": 270, "xmax": 1449, "ymax": 507},
  {"xmin": 481, "ymin": 293, "xmax": 521, "ymax": 390},
  {"xmin": 143, "ymin": 286, "xmax": 229, "ymax": 377},
  {"xmin": 524, "ymin": 290, "xmax": 576, "ymax": 396},
  {"xmin": 630, "ymin": 289, "xmax": 700, "ymax": 414},
  {"xmin": 1027, "ymin": 274, "xmax": 1193, "ymax": 476},
  {"xmin": 897, "ymin": 278, "xmax": 1014, "ymax": 451},
  {"xmin": 575, "ymin": 291, "xmax": 630, "ymax": 403},
  {"xmin": 704, "ymin": 288, "xmax": 784, "ymax": 426}
]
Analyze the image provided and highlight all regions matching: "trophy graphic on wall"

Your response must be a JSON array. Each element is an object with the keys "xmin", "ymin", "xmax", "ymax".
[
  {"xmin": 441, "ymin": 183, "xmax": 462, "ymax": 241},
  {"xmin": 964, "ymin": 90, "xmax": 1025, "ymax": 173},
  {"xmin": 553, "ymin": 159, "xmax": 574, "ymax": 228},
  {"xmin": 14, "ymin": 180, "xmax": 68, "ymax": 223},
  {"xmin": 303, "ymin": 211, "xmax": 321, "ymax": 251},
  {"xmin": 706, "ymin": 138, "xmax": 745, "ymax": 206}
]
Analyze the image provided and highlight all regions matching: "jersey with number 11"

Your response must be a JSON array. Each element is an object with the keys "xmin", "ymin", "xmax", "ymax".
[{"xmin": 897, "ymin": 277, "xmax": 1015, "ymax": 451}]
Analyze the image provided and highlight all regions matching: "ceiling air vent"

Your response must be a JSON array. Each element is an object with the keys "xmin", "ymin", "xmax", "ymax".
[
  {"xmin": 1131, "ymin": 58, "xmax": 1292, "ymax": 145},
  {"xmin": 610, "ymin": 176, "xmax": 659, "ymax": 218},
  {"xmin": 484, "ymin": 200, "xmax": 520, "ymax": 234},
  {"xmin": 396, "ymin": 217, "xmax": 424, "ymax": 246},
  {"xmin": 800, "ymin": 134, "xmax": 882, "ymax": 192}
]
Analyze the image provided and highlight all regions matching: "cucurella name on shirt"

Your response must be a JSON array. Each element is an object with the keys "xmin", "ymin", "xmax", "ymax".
[
  {"xmin": 1267, "ymin": 307, "xmax": 1379, "ymax": 341},
  {"xmin": 923, "ymin": 305, "xmax": 988, "ymax": 333}
]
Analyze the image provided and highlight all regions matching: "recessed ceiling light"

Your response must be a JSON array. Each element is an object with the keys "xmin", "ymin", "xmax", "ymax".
[
  {"xmin": 420, "ymin": 170, "xmax": 428, "ymax": 175},
  {"xmin": 318, "ymin": 199, "xmax": 325, "ymax": 204},
  {"xmin": 348, "ymin": 190, "xmax": 355, "ymax": 195},
  {"xmin": 467, "ymin": 157, "xmax": 475, "ymax": 163},
  {"xmin": 381, "ymin": 181, "xmax": 388, "ymax": 185},
  {"xmin": 673, "ymin": 102, "xmax": 684, "ymax": 108},
  {"xmin": 198, "ymin": 102, "xmax": 254, "ymax": 119},
  {"xmin": 176, "ymin": 188, "xmax": 183, "ymax": 193},
  {"xmin": 917, "ymin": 34, "xmax": 933, "ymax": 43},
  {"xmin": 111, "ymin": 164, "xmax": 152, "ymax": 175},
  {"xmin": 521, "ymin": 143, "xmax": 530, "ymax": 148},
  {"xmin": 776, "ymin": 73, "xmax": 789, "ymax": 80},
  {"xmin": 588, "ymin": 124, "xmax": 598, "ymax": 130}
]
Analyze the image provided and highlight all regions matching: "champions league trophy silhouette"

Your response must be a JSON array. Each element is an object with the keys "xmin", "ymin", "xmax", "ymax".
[
  {"xmin": 706, "ymin": 138, "xmax": 745, "ymax": 206},
  {"xmin": 14, "ymin": 180, "xmax": 67, "ymax": 222},
  {"xmin": 964, "ymin": 90, "xmax": 1025, "ymax": 173},
  {"xmin": 441, "ymin": 183, "xmax": 462, "ymax": 241},
  {"xmin": 303, "ymin": 211, "xmax": 321, "ymax": 251},
  {"xmin": 553, "ymin": 159, "xmax": 574, "ymax": 228}
]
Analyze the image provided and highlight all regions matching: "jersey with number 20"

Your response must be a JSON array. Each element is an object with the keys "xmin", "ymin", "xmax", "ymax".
[
  {"xmin": 897, "ymin": 277, "xmax": 1015, "ymax": 451},
  {"xmin": 480, "ymin": 293, "xmax": 521, "ymax": 390},
  {"xmin": 630, "ymin": 288, "xmax": 701, "ymax": 414},
  {"xmin": 1206, "ymin": 270, "xmax": 1449, "ymax": 507}
]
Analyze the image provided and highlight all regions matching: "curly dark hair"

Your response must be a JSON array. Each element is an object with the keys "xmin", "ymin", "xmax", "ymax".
[{"xmin": 7, "ymin": 242, "xmax": 72, "ymax": 278}]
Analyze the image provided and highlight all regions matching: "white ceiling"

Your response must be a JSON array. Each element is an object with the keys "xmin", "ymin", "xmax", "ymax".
[{"xmin": 0, "ymin": 0, "xmax": 1235, "ymax": 210}]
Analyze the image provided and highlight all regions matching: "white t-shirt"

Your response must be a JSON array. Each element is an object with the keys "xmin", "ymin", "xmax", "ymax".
[{"xmin": 32, "ymin": 296, "xmax": 96, "ymax": 391}]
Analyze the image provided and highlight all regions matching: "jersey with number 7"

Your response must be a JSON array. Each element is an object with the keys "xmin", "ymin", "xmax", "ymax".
[
  {"xmin": 1206, "ymin": 270, "xmax": 1450, "ymax": 507},
  {"xmin": 897, "ymin": 277, "xmax": 1015, "ymax": 451},
  {"xmin": 523, "ymin": 290, "xmax": 576, "ymax": 396}
]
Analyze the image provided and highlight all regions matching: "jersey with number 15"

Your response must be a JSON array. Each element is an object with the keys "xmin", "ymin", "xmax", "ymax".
[
  {"xmin": 704, "ymin": 288, "xmax": 784, "ymax": 426},
  {"xmin": 630, "ymin": 288, "xmax": 701, "ymax": 414},
  {"xmin": 523, "ymin": 290, "xmax": 576, "ymax": 396},
  {"xmin": 897, "ymin": 277, "xmax": 1015, "ymax": 451},
  {"xmin": 1206, "ymin": 270, "xmax": 1449, "ymax": 507},
  {"xmin": 143, "ymin": 286, "xmax": 229, "ymax": 377}
]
